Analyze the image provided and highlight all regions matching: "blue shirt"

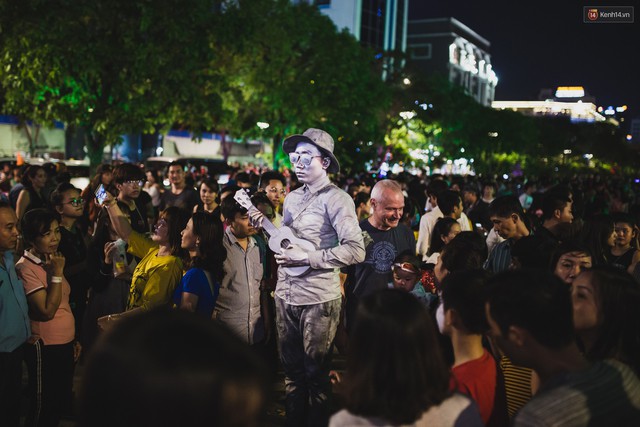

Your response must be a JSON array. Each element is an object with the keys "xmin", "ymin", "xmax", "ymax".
[
  {"xmin": 0, "ymin": 251, "xmax": 31, "ymax": 352},
  {"xmin": 173, "ymin": 268, "xmax": 219, "ymax": 318}
]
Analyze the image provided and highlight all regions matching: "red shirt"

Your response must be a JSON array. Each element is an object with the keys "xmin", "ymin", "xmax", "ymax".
[{"xmin": 450, "ymin": 349, "xmax": 508, "ymax": 427}]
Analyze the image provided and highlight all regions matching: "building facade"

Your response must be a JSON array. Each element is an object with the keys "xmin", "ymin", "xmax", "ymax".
[
  {"xmin": 297, "ymin": 0, "xmax": 408, "ymax": 54},
  {"xmin": 407, "ymin": 17, "xmax": 498, "ymax": 106}
]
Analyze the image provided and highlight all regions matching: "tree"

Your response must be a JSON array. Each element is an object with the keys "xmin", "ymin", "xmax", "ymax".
[
  {"xmin": 0, "ymin": 0, "xmax": 225, "ymax": 169},
  {"xmin": 215, "ymin": 0, "xmax": 390, "ymax": 172}
]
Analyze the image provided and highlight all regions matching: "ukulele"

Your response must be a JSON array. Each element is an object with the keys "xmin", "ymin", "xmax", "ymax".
[{"xmin": 234, "ymin": 189, "xmax": 315, "ymax": 277}]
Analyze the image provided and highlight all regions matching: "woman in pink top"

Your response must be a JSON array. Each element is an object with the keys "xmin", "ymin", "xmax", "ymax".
[{"xmin": 16, "ymin": 208, "xmax": 80, "ymax": 427}]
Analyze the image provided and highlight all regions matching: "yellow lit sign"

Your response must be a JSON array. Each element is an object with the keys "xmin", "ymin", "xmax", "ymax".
[{"xmin": 555, "ymin": 86, "xmax": 585, "ymax": 98}]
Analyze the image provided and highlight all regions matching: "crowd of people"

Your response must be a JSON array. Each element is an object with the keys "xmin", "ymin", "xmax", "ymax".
[{"xmin": 1, "ymin": 127, "xmax": 640, "ymax": 427}]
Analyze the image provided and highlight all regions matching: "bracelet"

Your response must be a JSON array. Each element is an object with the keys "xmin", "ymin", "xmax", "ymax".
[{"xmin": 51, "ymin": 276, "xmax": 62, "ymax": 284}]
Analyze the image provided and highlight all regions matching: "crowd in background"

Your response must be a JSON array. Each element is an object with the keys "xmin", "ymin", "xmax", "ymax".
[{"xmin": 1, "ymin": 155, "xmax": 640, "ymax": 427}]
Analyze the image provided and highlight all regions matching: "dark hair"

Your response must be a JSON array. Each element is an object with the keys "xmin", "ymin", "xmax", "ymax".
[
  {"xmin": 0, "ymin": 200, "xmax": 11, "ymax": 210},
  {"xmin": 393, "ymin": 250, "xmax": 421, "ymax": 273},
  {"xmin": 113, "ymin": 163, "xmax": 145, "ymax": 185},
  {"xmin": 485, "ymin": 269, "xmax": 574, "ymax": 349},
  {"xmin": 578, "ymin": 266, "xmax": 640, "ymax": 374},
  {"xmin": 199, "ymin": 176, "xmax": 220, "ymax": 196},
  {"xmin": 168, "ymin": 161, "xmax": 185, "ymax": 170},
  {"xmin": 426, "ymin": 179, "xmax": 448, "ymax": 198},
  {"xmin": 190, "ymin": 212, "xmax": 226, "ymax": 282},
  {"xmin": 219, "ymin": 185, "xmax": 241, "ymax": 202},
  {"xmin": 161, "ymin": 207, "xmax": 190, "ymax": 258},
  {"xmin": 145, "ymin": 168, "xmax": 161, "ymax": 185},
  {"xmin": 578, "ymin": 216, "xmax": 614, "ymax": 266},
  {"xmin": 549, "ymin": 241, "xmax": 592, "ymax": 272},
  {"xmin": 220, "ymin": 195, "xmax": 247, "ymax": 223},
  {"xmin": 488, "ymin": 195, "xmax": 527, "ymax": 222},
  {"xmin": 354, "ymin": 191, "xmax": 370, "ymax": 207},
  {"xmin": 90, "ymin": 164, "xmax": 113, "ymax": 190},
  {"xmin": 428, "ymin": 217, "xmax": 458, "ymax": 256},
  {"xmin": 22, "ymin": 165, "xmax": 45, "ymax": 189},
  {"xmin": 542, "ymin": 186, "xmax": 572, "ymax": 220},
  {"xmin": 437, "ymin": 190, "xmax": 462, "ymax": 216},
  {"xmin": 50, "ymin": 182, "xmax": 80, "ymax": 209},
  {"xmin": 440, "ymin": 231, "xmax": 487, "ymax": 272},
  {"xmin": 258, "ymin": 171, "xmax": 285, "ymax": 189},
  {"xmin": 441, "ymin": 269, "xmax": 490, "ymax": 334},
  {"xmin": 21, "ymin": 208, "xmax": 58, "ymax": 247},
  {"xmin": 79, "ymin": 309, "xmax": 270, "ymax": 427},
  {"xmin": 345, "ymin": 289, "xmax": 450, "ymax": 424},
  {"xmin": 235, "ymin": 172, "xmax": 251, "ymax": 185}
]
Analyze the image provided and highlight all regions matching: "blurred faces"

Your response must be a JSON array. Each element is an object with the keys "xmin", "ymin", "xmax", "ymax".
[
  {"xmin": 33, "ymin": 169, "xmax": 47, "ymax": 190},
  {"xmin": 146, "ymin": 171, "xmax": 156, "ymax": 184},
  {"xmin": 370, "ymin": 190, "xmax": 404, "ymax": 231},
  {"xmin": 181, "ymin": 218, "xmax": 198, "ymax": 251},
  {"xmin": 557, "ymin": 202, "xmax": 573, "ymax": 224},
  {"xmin": 0, "ymin": 207, "xmax": 19, "ymax": 252},
  {"xmin": 434, "ymin": 254, "xmax": 447, "ymax": 285},
  {"xmin": 264, "ymin": 180, "xmax": 285, "ymax": 208},
  {"xmin": 152, "ymin": 218, "xmax": 169, "ymax": 244},
  {"xmin": 554, "ymin": 252, "xmax": 592, "ymax": 285},
  {"xmin": 291, "ymin": 142, "xmax": 327, "ymax": 184},
  {"xmin": 117, "ymin": 180, "xmax": 142, "ymax": 200},
  {"xmin": 571, "ymin": 272, "xmax": 600, "ymax": 333},
  {"xmin": 59, "ymin": 189, "xmax": 84, "ymax": 219},
  {"xmin": 168, "ymin": 165, "xmax": 185, "ymax": 187},
  {"xmin": 613, "ymin": 222, "xmax": 636, "ymax": 248},
  {"xmin": 228, "ymin": 211, "xmax": 256, "ymax": 239},
  {"xmin": 490, "ymin": 214, "xmax": 518, "ymax": 239},
  {"xmin": 33, "ymin": 220, "xmax": 61, "ymax": 255},
  {"xmin": 392, "ymin": 263, "xmax": 420, "ymax": 293},
  {"xmin": 442, "ymin": 223, "xmax": 462, "ymax": 245},
  {"xmin": 199, "ymin": 183, "xmax": 217, "ymax": 208},
  {"xmin": 102, "ymin": 170, "xmax": 113, "ymax": 186}
]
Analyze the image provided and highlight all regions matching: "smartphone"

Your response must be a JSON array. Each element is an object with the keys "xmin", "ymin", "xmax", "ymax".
[{"xmin": 95, "ymin": 184, "xmax": 108, "ymax": 205}]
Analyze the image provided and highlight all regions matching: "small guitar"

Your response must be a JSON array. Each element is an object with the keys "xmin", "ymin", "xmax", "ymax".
[{"xmin": 234, "ymin": 189, "xmax": 315, "ymax": 277}]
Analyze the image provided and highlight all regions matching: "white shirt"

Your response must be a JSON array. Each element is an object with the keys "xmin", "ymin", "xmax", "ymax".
[{"xmin": 416, "ymin": 206, "xmax": 472, "ymax": 261}]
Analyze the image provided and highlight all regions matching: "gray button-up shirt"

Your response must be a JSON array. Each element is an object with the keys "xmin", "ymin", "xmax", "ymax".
[
  {"xmin": 275, "ymin": 175, "xmax": 365, "ymax": 305},
  {"xmin": 214, "ymin": 227, "xmax": 264, "ymax": 344}
]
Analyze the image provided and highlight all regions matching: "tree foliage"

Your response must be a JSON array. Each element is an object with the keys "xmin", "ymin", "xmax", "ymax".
[{"xmin": 0, "ymin": 0, "xmax": 225, "ymax": 168}]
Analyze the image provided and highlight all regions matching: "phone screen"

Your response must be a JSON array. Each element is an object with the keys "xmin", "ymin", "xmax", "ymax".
[{"xmin": 95, "ymin": 184, "xmax": 108, "ymax": 205}]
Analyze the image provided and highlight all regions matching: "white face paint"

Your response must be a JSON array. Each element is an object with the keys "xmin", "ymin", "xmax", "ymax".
[
  {"xmin": 436, "ymin": 301, "xmax": 446, "ymax": 334},
  {"xmin": 291, "ymin": 142, "xmax": 328, "ymax": 184}
]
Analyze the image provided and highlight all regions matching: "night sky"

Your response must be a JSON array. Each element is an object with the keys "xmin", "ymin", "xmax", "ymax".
[{"xmin": 409, "ymin": 1, "xmax": 639, "ymax": 124}]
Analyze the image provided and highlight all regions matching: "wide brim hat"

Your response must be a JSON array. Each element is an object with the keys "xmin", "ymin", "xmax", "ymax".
[{"xmin": 282, "ymin": 128, "xmax": 340, "ymax": 174}]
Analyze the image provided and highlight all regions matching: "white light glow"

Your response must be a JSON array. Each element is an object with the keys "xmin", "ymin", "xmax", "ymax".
[
  {"xmin": 555, "ymin": 86, "xmax": 585, "ymax": 98},
  {"xmin": 256, "ymin": 121, "xmax": 270, "ymax": 130}
]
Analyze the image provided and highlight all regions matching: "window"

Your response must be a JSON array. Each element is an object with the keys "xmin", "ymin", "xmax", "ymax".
[{"xmin": 410, "ymin": 43, "xmax": 432, "ymax": 59}]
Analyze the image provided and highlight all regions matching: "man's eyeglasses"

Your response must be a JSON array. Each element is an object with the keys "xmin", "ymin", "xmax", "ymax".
[
  {"xmin": 124, "ymin": 180, "xmax": 145, "ymax": 187},
  {"xmin": 267, "ymin": 187, "xmax": 286, "ymax": 195},
  {"xmin": 64, "ymin": 198, "xmax": 84, "ymax": 207},
  {"xmin": 289, "ymin": 153, "xmax": 322, "ymax": 167}
]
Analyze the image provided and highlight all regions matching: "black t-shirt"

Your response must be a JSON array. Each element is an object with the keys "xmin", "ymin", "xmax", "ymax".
[
  {"xmin": 347, "ymin": 219, "xmax": 416, "ymax": 299},
  {"xmin": 160, "ymin": 186, "xmax": 199, "ymax": 212}
]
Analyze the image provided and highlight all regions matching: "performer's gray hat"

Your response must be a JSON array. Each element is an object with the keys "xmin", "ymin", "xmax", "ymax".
[{"xmin": 282, "ymin": 128, "xmax": 340, "ymax": 174}]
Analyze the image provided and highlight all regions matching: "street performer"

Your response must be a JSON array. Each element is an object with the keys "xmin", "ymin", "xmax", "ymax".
[{"xmin": 253, "ymin": 128, "xmax": 365, "ymax": 426}]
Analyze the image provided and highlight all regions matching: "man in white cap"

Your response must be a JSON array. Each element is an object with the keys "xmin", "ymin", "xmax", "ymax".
[{"xmin": 269, "ymin": 128, "xmax": 365, "ymax": 427}]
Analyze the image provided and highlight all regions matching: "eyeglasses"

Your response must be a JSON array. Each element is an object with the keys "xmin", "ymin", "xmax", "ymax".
[
  {"xmin": 267, "ymin": 187, "xmax": 286, "ymax": 195},
  {"xmin": 289, "ymin": 153, "xmax": 322, "ymax": 167},
  {"xmin": 64, "ymin": 198, "xmax": 84, "ymax": 207},
  {"xmin": 124, "ymin": 180, "xmax": 144, "ymax": 187}
]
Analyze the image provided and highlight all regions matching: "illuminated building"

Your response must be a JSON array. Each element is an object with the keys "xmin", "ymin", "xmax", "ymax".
[
  {"xmin": 406, "ymin": 17, "xmax": 498, "ymax": 106},
  {"xmin": 492, "ymin": 86, "xmax": 607, "ymax": 123},
  {"xmin": 295, "ymin": 0, "xmax": 408, "ymax": 54}
]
